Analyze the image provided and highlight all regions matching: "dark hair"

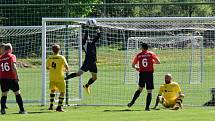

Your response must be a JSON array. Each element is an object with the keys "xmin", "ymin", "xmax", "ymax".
[
  {"xmin": 0, "ymin": 43, "xmax": 5, "ymax": 48},
  {"xmin": 52, "ymin": 44, "xmax": 60, "ymax": 54},
  {"xmin": 141, "ymin": 43, "xmax": 149, "ymax": 50}
]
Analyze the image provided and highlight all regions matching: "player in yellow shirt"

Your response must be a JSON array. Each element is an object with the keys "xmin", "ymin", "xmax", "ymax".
[
  {"xmin": 153, "ymin": 73, "xmax": 185, "ymax": 110},
  {"xmin": 46, "ymin": 44, "xmax": 69, "ymax": 112}
]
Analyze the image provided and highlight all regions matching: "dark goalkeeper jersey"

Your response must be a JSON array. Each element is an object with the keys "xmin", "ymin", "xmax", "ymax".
[{"xmin": 82, "ymin": 30, "xmax": 101, "ymax": 63}]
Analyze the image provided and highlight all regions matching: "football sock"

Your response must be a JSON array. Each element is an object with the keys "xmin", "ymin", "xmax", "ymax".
[
  {"xmin": 50, "ymin": 94, "xmax": 55, "ymax": 105},
  {"xmin": 130, "ymin": 90, "xmax": 141, "ymax": 104},
  {"xmin": 16, "ymin": 94, "xmax": 24, "ymax": 111},
  {"xmin": 85, "ymin": 78, "xmax": 94, "ymax": 87},
  {"xmin": 146, "ymin": 93, "xmax": 152, "ymax": 109},
  {"xmin": 176, "ymin": 99, "xmax": 182, "ymax": 105},
  {"xmin": 1, "ymin": 96, "xmax": 7, "ymax": 110},
  {"xmin": 66, "ymin": 73, "xmax": 77, "ymax": 80},
  {"xmin": 58, "ymin": 96, "xmax": 64, "ymax": 107}
]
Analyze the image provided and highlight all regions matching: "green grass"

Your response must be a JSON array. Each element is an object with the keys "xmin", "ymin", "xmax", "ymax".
[{"xmin": 1, "ymin": 105, "xmax": 215, "ymax": 121}]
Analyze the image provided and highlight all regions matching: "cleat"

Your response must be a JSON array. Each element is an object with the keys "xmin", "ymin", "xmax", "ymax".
[
  {"xmin": 56, "ymin": 106, "xmax": 65, "ymax": 112},
  {"xmin": 19, "ymin": 110, "xmax": 28, "ymax": 114},
  {"xmin": 1, "ymin": 109, "xmax": 6, "ymax": 114},
  {"xmin": 48, "ymin": 104, "xmax": 53, "ymax": 110},
  {"xmin": 83, "ymin": 85, "xmax": 91, "ymax": 95},
  {"xmin": 48, "ymin": 106, "xmax": 53, "ymax": 110},
  {"xmin": 145, "ymin": 107, "xmax": 150, "ymax": 111},
  {"xmin": 173, "ymin": 103, "xmax": 180, "ymax": 110},
  {"xmin": 127, "ymin": 102, "xmax": 134, "ymax": 108}
]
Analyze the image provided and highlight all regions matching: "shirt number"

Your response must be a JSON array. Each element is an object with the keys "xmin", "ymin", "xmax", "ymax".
[
  {"xmin": 1, "ymin": 62, "xmax": 10, "ymax": 72},
  {"xmin": 51, "ymin": 62, "xmax": 56, "ymax": 69},
  {"xmin": 142, "ymin": 58, "xmax": 148, "ymax": 67}
]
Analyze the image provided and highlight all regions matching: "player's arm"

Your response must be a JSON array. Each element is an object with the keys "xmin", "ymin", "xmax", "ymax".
[
  {"xmin": 12, "ymin": 62, "xmax": 19, "ymax": 81},
  {"xmin": 152, "ymin": 53, "xmax": 161, "ymax": 64},
  {"xmin": 92, "ymin": 28, "xmax": 101, "ymax": 44},
  {"xmin": 132, "ymin": 54, "xmax": 139, "ymax": 71},
  {"xmin": 82, "ymin": 30, "xmax": 88, "ymax": 46},
  {"xmin": 153, "ymin": 94, "xmax": 162, "ymax": 109},
  {"xmin": 176, "ymin": 84, "xmax": 185, "ymax": 100},
  {"xmin": 46, "ymin": 58, "xmax": 50, "ymax": 70},
  {"xmin": 153, "ymin": 86, "xmax": 163, "ymax": 109},
  {"xmin": 64, "ymin": 59, "xmax": 69, "ymax": 72}
]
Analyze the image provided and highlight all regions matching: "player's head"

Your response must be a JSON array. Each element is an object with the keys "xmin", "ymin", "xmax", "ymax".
[
  {"xmin": 52, "ymin": 44, "xmax": 60, "ymax": 54},
  {"xmin": 0, "ymin": 43, "xmax": 5, "ymax": 55},
  {"xmin": 165, "ymin": 73, "xmax": 172, "ymax": 84},
  {"xmin": 141, "ymin": 43, "xmax": 149, "ymax": 50},
  {"xmin": 4, "ymin": 43, "xmax": 13, "ymax": 53}
]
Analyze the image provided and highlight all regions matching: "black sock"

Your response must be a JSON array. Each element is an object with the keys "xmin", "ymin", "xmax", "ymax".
[
  {"xmin": 130, "ymin": 90, "xmax": 141, "ymax": 104},
  {"xmin": 16, "ymin": 94, "xmax": 24, "ymax": 111},
  {"xmin": 85, "ymin": 78, "xmax": 95, "ymax": 87},
  {"xmin": 58, "ymin": 97, "xmax": 64, "ymax": 107},
  {"xmin": 146, "ymin": 93, "xmax": 152, "ymax": 109},
  {"xmin": 50, "ymin": 94, "xmax": 55, "ymax": 106},
  {"xmin": 66, "ymin": 73, "xmax": 77, "ymax": 80},
  {"xmin": 1, "ymin": 96, "xmax": 7, "ymax": 109}
]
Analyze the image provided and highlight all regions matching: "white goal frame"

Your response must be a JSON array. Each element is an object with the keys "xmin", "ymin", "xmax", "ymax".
[{"xmin": 42, "ymin": 17, "xmax": 215, "ymax": 106}]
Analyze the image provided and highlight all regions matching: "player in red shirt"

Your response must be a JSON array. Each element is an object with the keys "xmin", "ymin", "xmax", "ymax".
[
  {"xmin": 127, "ymin": 43, "xmax": 160, "ymax": 111},
  {"xmin": 0, "ymin": 43, "xmax": 26, "ymax": 114}
]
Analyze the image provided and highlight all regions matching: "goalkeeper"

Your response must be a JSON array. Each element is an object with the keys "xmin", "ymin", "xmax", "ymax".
[
  {"xmin": 153, "ymin": 73, "xmax": 185, "ymax": 110},
  {"xmin": 65, "ymin": 20, "xmax": 101, "ymax": 95}
]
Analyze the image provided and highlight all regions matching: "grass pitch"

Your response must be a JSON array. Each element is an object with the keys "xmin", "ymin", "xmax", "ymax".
[{"xmin": 1, "ymin": 105, "xmax": 215, "ymax": 121}]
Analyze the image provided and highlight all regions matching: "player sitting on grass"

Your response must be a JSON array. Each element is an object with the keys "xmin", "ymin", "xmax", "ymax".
[
  {"xmin": 65, "ymin": 19, "xmax": 101, "ymax": 95},
  {"xmin": 153, "ymin": 73, "xmax": 185, "ymax": 110},
  {"xmin": 0, "ymin": 43, "xmax": 27, "ymax": 114},
  {"xmin": 46, "ymin": 44, "xmax": 69, "ymax": 112}
]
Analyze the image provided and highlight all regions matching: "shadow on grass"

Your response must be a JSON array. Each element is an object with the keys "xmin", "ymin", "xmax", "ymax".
[{"xmin": 103, "ymin": 109, "xmax": 142, "ymax": 112}]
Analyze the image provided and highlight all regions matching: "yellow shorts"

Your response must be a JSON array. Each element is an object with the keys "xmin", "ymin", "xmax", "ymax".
[
  {"xmin": 49, "ymin": 80, "xmax": 65, "ymax": 93},
  {"xmin": 162, "ymin": 98, "xmax": 176, "ymax": 108}
]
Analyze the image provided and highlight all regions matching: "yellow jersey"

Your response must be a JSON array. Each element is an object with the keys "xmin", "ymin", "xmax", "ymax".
[
  {"xmin": 158, "ymin": 82, "xmax": 181, "ymax": 102},
  {"xmin": 46, "ymin": 54, "xmax": 68, "ymax": 82}
]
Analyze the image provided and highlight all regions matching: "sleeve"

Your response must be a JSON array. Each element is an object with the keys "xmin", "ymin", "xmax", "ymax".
[
  {"xmin": 82, "ymin": 30, "xmax": 88, "ymax": 46},
  {"xmin": 12, "ymin": 55, "xmax": 16, "ymax": 62},
  {"xmin": 92, "ymin": 31, "xmax": 101, "ymax": 44},
  {"xmin": 46, "ymin": 58, "xmax": 50, "ymax": 69},
  {"xmin": 62, "ymin": 56, "xmax": 69, "ymax": 67},
  {"xmin": 175, "ymin": 83, "xmax": 182, "ymax": 93},
  {"xmin": 152, "ymin": 52, "xmax": 159, "ymax": 60},
  {"xmin": 158, "ymin": 85, "xmax": 163, "ymax": 95},
  {"xmin": 132, "ymin": 54, "xmax": 138, "ymax": 65}
]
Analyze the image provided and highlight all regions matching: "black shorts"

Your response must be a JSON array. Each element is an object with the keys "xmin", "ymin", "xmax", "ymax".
[
  {"xmin": 0, "ymin": 79, "xmax": 20, "ymax": 92},
  {"xmin": 80, "ymin": 60, "xmax": 97, "ymax": 73},
  {"xmin": 139, "ymin": 72, "xmax": 154, "ymax": 90}
]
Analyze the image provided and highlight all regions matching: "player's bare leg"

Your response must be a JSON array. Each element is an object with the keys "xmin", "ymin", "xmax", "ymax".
[
  {"xmin": 56, "ymin": 92, "xmax": 65, "ymax": 112},
  {"xmin": 14, "ymin": 90, "xmax": 27, "ymax": 114},
  {"xmin": 49, "ymin": 90, "xmax": 56, "ymax": 110},
  {"xmin": 127, "ymin": 87, "xmax": 143, "ymax": 108},
  {"xmin": 83, "ymin": 72, "xmax": 97, "ymax": 95},
  {"xmin": 1, "ymin": 91, "xmax": 8, "ymax": 114}
]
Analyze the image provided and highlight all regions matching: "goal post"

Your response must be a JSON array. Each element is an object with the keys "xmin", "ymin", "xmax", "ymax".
[{"xmin": 42, "ymin": 21, "xmax": 83, "ymax": 106}]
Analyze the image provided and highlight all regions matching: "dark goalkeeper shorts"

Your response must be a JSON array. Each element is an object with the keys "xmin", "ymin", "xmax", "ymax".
[
  {"xmin": 0, "ymin": 79, "xmax": 20, "ymax": 92},
  {"xmin": 80, "ymin": 60, "xmax": 97, "ymax": 73},
  {"xmin": 139, "ymin": 72, "xmax": 154, "ymax": 90}
]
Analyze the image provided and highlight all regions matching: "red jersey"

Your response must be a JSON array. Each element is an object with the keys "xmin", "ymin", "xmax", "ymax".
[
  {"xmin": 132, "ymin": 50, "xmax": 159, "ymax": 72},
  {"xmin": 0, "ymin": 53, "xmax": 17, "ymax": 80}
]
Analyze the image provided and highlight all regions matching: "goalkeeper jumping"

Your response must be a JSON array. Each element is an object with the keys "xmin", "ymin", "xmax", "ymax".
[
  {"xmin": 65, "ymin": 20, "xmax": 101, "ymax": 95},
  {"xmin": 153, "ymin": 73, "xmax": 185, "ymax": 110}
]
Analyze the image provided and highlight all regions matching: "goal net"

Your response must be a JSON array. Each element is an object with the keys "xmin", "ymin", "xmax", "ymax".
[
  {"xmin": 1, "ymin": 17, "xmax": 211, "ymax": 106},
  {"xmin": 0, "ymin": 25, "xmax": 82, "ymax": 105},
  {"xmin": 125, "ymin": 36, "xmax": 204, "ymax": 85}
]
